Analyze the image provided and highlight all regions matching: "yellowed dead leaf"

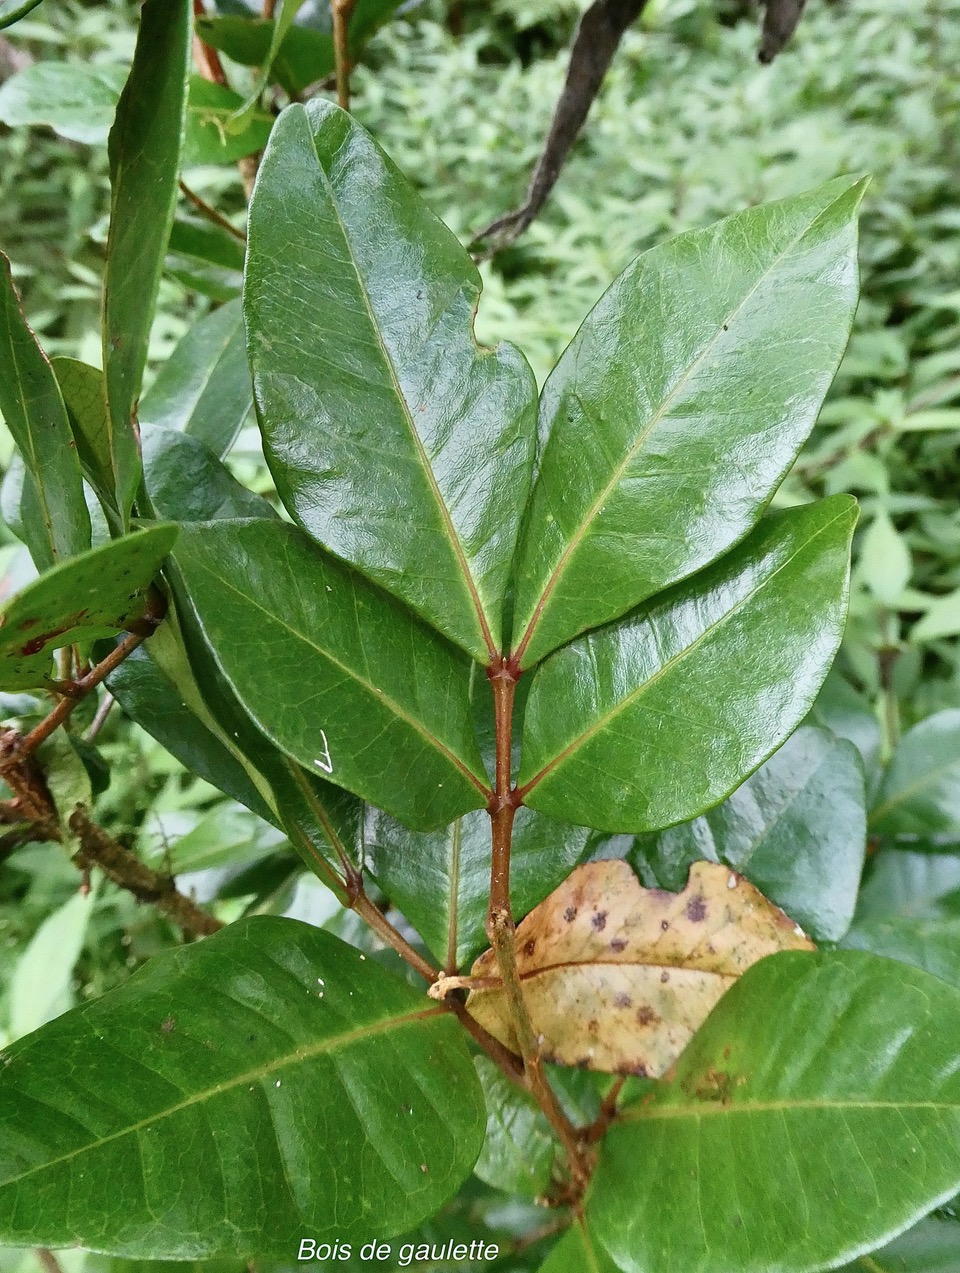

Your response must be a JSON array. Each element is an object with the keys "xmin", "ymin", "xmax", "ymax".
[{"xmin": 465, "ymin": 859, "xmax": 814, "ymax": 1076}]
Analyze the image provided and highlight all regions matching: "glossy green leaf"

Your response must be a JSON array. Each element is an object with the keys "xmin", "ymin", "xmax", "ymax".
[
  {"xmin": 837, "ymin": 1217, "xmax": 960, "ymax": 1271},
  {"xmin": 0, "ymin": 256, "xmax": 90, "ymax": 565},
  {"xmin": 519, "ymin": 497, "xmax": 857, "ymax": 833},
  {"xmin": 0, "ymin": 524, "xmax": 177, "ymax": 690},
  {"xmin": 540, "ymin": 1223, "xmax": 621, "ymax": 1273},
  {"xmin": 631, "ymin": 725, "xmax": 866, "ymax": 942},
  {"xmin": 245, "ymin": 99, "xmax": 538, "ymax": 662},
  {"xmin": 511, "ymin": 178, "xmax": 865, "ymax": 669},
  {"xmin": 870, "ymin": 711, "xmax": 960, "ymax": 836},
  {"xmin": 140, "ymin": 303, "xmax": 252, "ymax": 459},
  {"xmin": 367, "ymin": 804, "xmax": 590, "ymax": 968},
  {"xmin": 0, "ymin": 918, "xmax": 485, "ymax": 1257},
  {"xmin": 171, "ymin": 518, "xmax": 489, "ymax": 829},
  {"xmin": 184, "ymin": 79, "xmax": 272, "ymax": 167},
  {"xmin": 0, "ymin": 63, "xmax": 126, "ymax": 144},
  {"xmin": 0, "ymin": 0, "xmax": 44, "ymax": 27},
  {"xmin": 103, "ymin": 0, "xmax": 191, "ymax": 521},
  {"xmin": 843, "ymin": 918, "xmax": 960, "ymax": 990},
  {"xmin": 141, "ymin": 426, "xmax": 272, "ymax": 522},
  {"xmin": 167, "ymin": 218, "xmax": 244, "ymax": 304},
  {"xmin": 228, "ymin": 0, "xmax": 307, "ymax": 130},
  {"xmin": 590, "ymin": 951, "xmax": 960, "ymax": 1273},
  {"xmin": 473, "ymin": 1057, "xmax": 555, "ymax": 1198}
]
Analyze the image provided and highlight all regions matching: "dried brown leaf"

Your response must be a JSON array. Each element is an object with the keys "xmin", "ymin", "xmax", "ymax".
[{"xmin": 466, "ymin": 859, "xmax": 814, "ymax": 1076}]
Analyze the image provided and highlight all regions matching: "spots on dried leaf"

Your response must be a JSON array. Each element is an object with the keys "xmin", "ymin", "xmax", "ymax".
[
  {"xmin": 660, "ymin": 919, "xmax": 670, "ymax": 931},
  {"xmin": 685, "ymin": 895, "xmax": 708, "ymax": 923},
  {"xmin": 636, "ymin": 1005, "xmax": 659, "ymax": 1026},
  {"xmin": 523, "ymin": 938, "xmax": 537, "ymax": 957},
  {"xmin": 610, "ymin": 937, "xmax": 628, "ymax": 953},
  {"xmin": 660, "ymin": 970, "xmax": 670, "ymax": 983},
  {"xmin": 564, "ymin": 906, "xmax": 577, "ymax": 922},
  {"xmin": 592, "ymin": 910, "xmax": 608, "ymax": 932},
  {"xmin": 629, "ymin": 1062, "xmax": 649, "ymax": 1078},
  {"xmin": 613, "ymin": 992, "xmax": 632, "ymax": 1009}
]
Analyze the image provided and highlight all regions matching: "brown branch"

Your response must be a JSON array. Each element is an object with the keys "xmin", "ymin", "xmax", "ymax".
[
  {"xmin": 262, "ymin": 0, "xmax": 277, "ymax": 17},
  {"xmin": 332, "ymin": 0, "xmax": 358, "ymax": 110},
  {"xmin": 472, "ymin": 0, "xmax": 650, "ymax": 255},
  {"xmin": 179, "ymin": 180, "xmax": 247, "ymax": 242},
  {"xmin": 35, "ymin": 1251, "xmax": 65, "ymax": 1273},
  {"xmin": 69, "ymin": 807, "xmax": 222, "ymax": 939},
  {"xmin": 758, "ymin": 0, "xmax": 808, "ymax": 63},
  {"xmin": 192, "ymin": 0, "xmax": 229, "ymax": 87}
]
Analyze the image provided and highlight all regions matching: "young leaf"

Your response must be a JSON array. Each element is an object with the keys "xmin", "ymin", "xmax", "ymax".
[
  {"xmin": 510, "ymin": 177, "xmax": 865, "ymax": 669},
  {"xmin": 139, "ymin": 303, "xmax": 253, "ymax": 460},
  {"xmin": 367, "ymin": 804, "xmax": 591, "ymax": 969},
  {"xmin": 171, "ymin": 519, "xmax": 490, "ymax": 829},
  {"xmin": 870, "ymin": 711, "xmax": 960, "ymax": 836},
  {"xmin": 0, "ymin": 256, "xmax": 91, "ymax": 564},
  {"xmin": 0, "ymin": 918, "xmax": 486, "ymax": 1257},
  {"xmin": 588, "ymin": 951, "xmax": 960, "ymax": 1273},
  {"xmin": 860, "ymin": 509, "xmax": 912, "ymax": 605},
  {"xmin": 466, "ymin": 860, "xmax": 813, "ymax": 1075},
  {"xmin": 102, "ymin": 0, "xmax": 191, "ymax": 521},
  {"xmin": 9, "ymin": 887, "xmax": 95, "ymax": 1039},
  {"xmin": 631, "ymin": 725, "xmax": 867, "ymax": 942},
  {"xmin": 518, "ymin": 497, "xmax": 857, "ymax": 832},
  {"xmin": 539, "ymin": 1223, "xmax": 621, "ymax": 1273},
  {"xmin": 51, "ymin": 357, "xmax": 118, "ymax": 520},
  {"xmin": 0, "ymin": 525, "xmax": 177, "ymax": 691},
  {"xmin": 245, "ymin": 99, "xmax": 538, "ymax": 662}
]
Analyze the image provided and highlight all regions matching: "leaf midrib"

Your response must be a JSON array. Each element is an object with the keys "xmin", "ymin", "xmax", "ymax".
[
  {"xmin": 513, "ymin": 188, "xmax": 854, "ymax": 664},
  {"xmin": 182, "ymin": 546, "xmax": 489, "ymax": 796},
  {"xmin": 521, "ymin": 505, "xmax": 849, "ymax": 795},
  {"xmin": 0, "ymin": 1004, "xmax": 444, "ymax": 1192},
  {"xmin": 619, "ymin": 1096, "xmax": 960, "ymax": 1124},
  {"xmin": 304, "ymin": 114, "xmax": 494, "ymax": 661}
]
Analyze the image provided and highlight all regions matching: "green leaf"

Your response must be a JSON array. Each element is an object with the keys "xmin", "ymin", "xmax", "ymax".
[
  {"xmin": 367, "ymin": 804, "xmax": 590, "ymax": 968},
  {"xmin": 518, "ymin": 497, "xmax": 857, "ymax": 833},
  {"xmin": 539, "ymin": 1223, "xmax": 621, "ymax": 1273},
  {"xmin": 141, "ymin": 426, "xmax": 272, "ymax": 522},
  {"xmin": 589, "ymin": 951, "xmax": 960, "ymax": 1273},
  {"xmin": 810, "ymin": 669, "xmax": 883, "ymax": 777},
  {"xmin": 184, "ymin": 78, "xmax": 273, "ymax": 167},
  {"xmin": 245, "ymin": 99, "xmax": 538, "ymax": 663},
  {"xmin": 167, "ymin": 218, "xmax": 243, "ymax": 304},
  {"xmin": 837, "ymin": 1217, "xmax": 960, "ymax": 1271},
  {"xmin": 911, "ymin": 589, "xmax": 960, "ymax": 643},
  {"xmin": 228, "ymin": 0, "xmax": 308, "ymax": 131},
  {"xmin": 171, "ymin": 518, "xmax": 489, "ymax": 830},
  {"xmin": 510, "ymin": 177, "xmax": 865, "ymax": 669},
  {"xmin": 855, "ymin": 849, "xmax": 960, "ymax": 922},
  {"xmin": 843, "ymin": 917, "xmax": 960, "ymax": 990},
  {"xmin": 0, "ymin": 256, "xmax": 91, "ymax": 564},
  {"xmin": 0, "ymin": 0, "xmax": 43, "ymax": 27},
  {"xmin": 860, "ymin": 510, "xmax": 912, "ymax": 605},
  {"xmin": 195, "ymin": 15, "xmax": 332, "ymax": 96},
  {"xmin": 0, "ymin": 524, "xmax": 177, "ymax": 691},
  {"xmin": 473, "ymin": 1056, "xmax": 555, "ymax": 1198},
  {"xmin": 9, "ymin": 887, "xmax": 95, "ymax": 1039},
  {"xmin": 630, "ymin": 725, "xmax": 866, "ymax": 942},
  {"xmin": 0, "ymin": 918, "xmax": 486, "ymax": 1257},
  {"xmin": 51, "ymin": 358, "xmax": 118, "ymax": 522},
  {"xmin": 140, "ymin": 302, "xmax": 252, "ymax": 459},
  {"xmin": 103, "ymin": 0, "xmax": 191, "ymax": 522},
  {"xmin": 0, "ymin": 63, "xmax": 126, "ymax": 144},
  {"xmin": 870, "ymin": 712, "xmax": 960, "ymax": 836}
]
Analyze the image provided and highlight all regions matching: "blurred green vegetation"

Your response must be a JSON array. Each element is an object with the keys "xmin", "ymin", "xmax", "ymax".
[{"xmin": 2, "ymin": 0, "xmax": 960, "ymax": 1265}]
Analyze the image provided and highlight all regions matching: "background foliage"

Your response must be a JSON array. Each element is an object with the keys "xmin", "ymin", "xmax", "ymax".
[{"xmin": 2, "ymin": 0, "xmax": 960, "ymax": 1268}]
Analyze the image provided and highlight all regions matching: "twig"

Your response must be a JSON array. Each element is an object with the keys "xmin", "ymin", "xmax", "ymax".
[
  {"xmin": 192, "ymin": 0, "xmax": 229, "ymax": 87},
  {"xmin": 69, "ymin": 807, "xmax": 222, "ymax": 939},
  {"xmin": 472, "ymin": 0, "xmax": 650, "ymax": 255},
  {"xmin": 758, "ymin": 0, "xmax": 808, "ymax": 63},
  {"xmin": 262, "ymin": 0, "xmax": 277, "ymax": 16},
  {"xmin": 331, "ymin": 0, "xmax": 357, "ymax": 111},
  {"xmin": 84, "ymin": 692, "xmax": 115, "ymax": 743},
  {"xmin": 35, "ymin": 1251, "xmax": 65, "ymax": 1273},
  {"xmin": 179, "ymin": 181, "xmax": 247, "ymax": 242}
]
